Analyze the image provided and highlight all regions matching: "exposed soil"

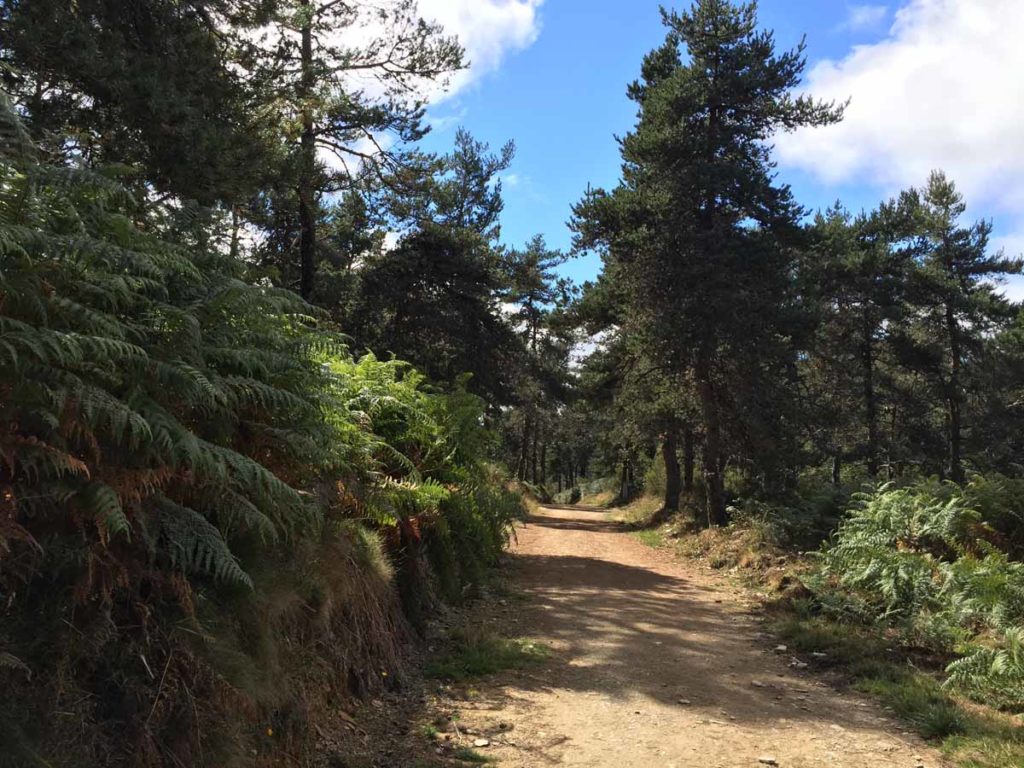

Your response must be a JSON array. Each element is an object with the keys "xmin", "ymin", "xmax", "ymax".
[{"xmin": 431, "ymin": 505, "xmax": 947, "ymax": 768}]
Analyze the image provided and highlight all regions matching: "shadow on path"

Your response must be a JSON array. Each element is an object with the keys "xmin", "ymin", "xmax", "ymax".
[{"xmin": 496, "ymin": 506, "xmax": 903, "ymax": 736}]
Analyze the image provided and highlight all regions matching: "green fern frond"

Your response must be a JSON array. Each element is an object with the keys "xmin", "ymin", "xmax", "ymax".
[
  {"xmin": 81, "ymin": 483, "xmax": 130, "ymax": 542},
  {"xmin": 153, "ymin": 497, "xmax": 252, "ymax": 588}
]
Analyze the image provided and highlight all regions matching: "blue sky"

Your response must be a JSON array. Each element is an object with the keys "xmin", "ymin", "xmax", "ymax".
[{"xmin": 419, "ymin": 0, "xmax": 1024, "ymax": 297}]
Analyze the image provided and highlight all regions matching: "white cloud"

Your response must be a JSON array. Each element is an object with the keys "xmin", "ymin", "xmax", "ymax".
[
  {"xmin": 267, "ymin": 1, "xmax": 542, "ymax": 172},
  {"xmin": 777, "ymin": 0, "xmax": 1024, "ymax": 262},
  {"xmin": 418, "ymin": 0, "xmax": 543, "ymax": 100},
  {"xmin": 996, "ymin": 276, "xmax": 1024, "ymax": 304},
  {"xmin": 427, "ymin": 107, "xmax": 468, "ymax": 132},
  {"xmin": 840, "ymin": 4, "xmax": 889, "ymax": 32},
  {"xmin": 992, "ymin": 234, "xmax": 1024, "ymax": 303}
]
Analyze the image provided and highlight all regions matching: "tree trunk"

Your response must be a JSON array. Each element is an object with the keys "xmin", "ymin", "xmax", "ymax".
[
  {"xmin": 229, "ymin": 207, "xmax": 241, "ymax": 260},
  {"xmin": 697, "ymin": 355, "xmax": 727, "ymax": 526},
  {"xmin": 861, "ymin": 311, "xmax": 879, "ymax": 477},
  {"xmin": 531, "ymin": 429, "xmax": 538, "ymax": 485},
  {"xmin": 831, "ymin": 455, "xmax": 842, "ymax": 487},
  {"xmin": 888, "ymin": 405, "xmax": 898, "ymax": 480},
  {"xmin": 682, "ymin": 428, "xmax": 695, "ymax": 493},
  {"xmin": 518, "ymin": 416, "xmax": 530, "ymax": 482},
  {"xmin": 945, "ymin": 300, "xmax": 965, "ymax": 483},
  {"xmin": 540, "ymin": 442, "xmax": 547, "ymax": 485},
  {"xmin": 298, "ymin": 1, "xmax": 317, "ymax": 301},
  {"xmin": 663, "ymin": 432, "xmax": 682, "ymax": 511},
  {"xmin": 619, "ymin": 460, "xmax": 630, "ymax": 502}
]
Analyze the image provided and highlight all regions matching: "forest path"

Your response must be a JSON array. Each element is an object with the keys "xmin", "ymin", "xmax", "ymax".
[{"xmin": 461, "ymin": 505, "xmax": 944, "ymax": 768}]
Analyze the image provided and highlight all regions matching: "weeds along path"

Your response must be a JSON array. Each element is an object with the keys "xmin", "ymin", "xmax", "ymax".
[{"xmin": 468, "ymin": 505, "xmax": 945, "ymax": 768}]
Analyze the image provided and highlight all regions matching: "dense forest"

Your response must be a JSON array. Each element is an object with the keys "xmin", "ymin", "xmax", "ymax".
[{"xmin": 2, "ymin": 0, "xmax": 1023, "ymax": 765}]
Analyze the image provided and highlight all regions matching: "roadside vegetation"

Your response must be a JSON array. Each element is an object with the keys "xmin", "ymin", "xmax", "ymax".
[
  {"xmin": 3, "ymin": 0, "xmax": 1024, "ymax": 765},
  {"xmin": 602, "ymin": 467, "xmax": 1024, "ymax": 766},
  {"xmin": 424, "ymin": 629, "xmax": 550, "ymax": 682}
]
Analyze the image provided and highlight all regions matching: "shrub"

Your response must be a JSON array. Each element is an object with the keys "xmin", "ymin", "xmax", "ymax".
[{"xmin": 554, "ymin": 487, "xmax": 582, "ymax": 505}]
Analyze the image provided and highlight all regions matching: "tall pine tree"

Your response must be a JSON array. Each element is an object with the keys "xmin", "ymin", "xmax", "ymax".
[{"xmin": 574, "ymin": 0, "xmax": 842, "ymax": 524}]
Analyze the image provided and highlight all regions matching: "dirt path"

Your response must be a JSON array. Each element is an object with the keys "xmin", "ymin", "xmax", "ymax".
[{"xmin": 452, "ymin": 506, "xmax": 945, "ymax": 768}]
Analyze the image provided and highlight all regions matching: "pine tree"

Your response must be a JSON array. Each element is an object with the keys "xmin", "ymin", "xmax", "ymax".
[
  {"xmin": 574, "ymin": 0, "xmax": 843, "ymax": 524},
  {"xmin": 350, "ymin": 131, "xmax": 521, "ymax": 404},
  {"xmin": 900, "ymin": 172, "xmax": 1022, "ymax": 482},
  {"xmin": 258, "ymin": 0, "xmax": 464, "ymax": 299},
  {"xmin": 505, "ymin": 235, "xmax": 576, "ymax": 482},
  {"xmin": 803, "ymin": 203, "xmax": 913, "ymax": 481},
  {"xmin": 1, "ymin": 0, "xmax": 275, "ymax": 205}
]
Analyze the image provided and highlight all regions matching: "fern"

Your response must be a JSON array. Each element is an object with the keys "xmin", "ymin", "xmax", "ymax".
[
  {"xmin": 152, "ymin": 498, "xmax": 252, "ymax": 588},
  {"xmin": 81, "ymin": 483, "xmax": 130, "ymax": 543},
  {"xmin": 0, "ymin": 97, "xmax": 526, "ymax": 764},
  {"xmin": 0, "ymin": 99, "xmax": 329, "ymax": 599},
  {"xmin": 818, "ymin": 480, "xmax": 1024, "ymax": 707}
]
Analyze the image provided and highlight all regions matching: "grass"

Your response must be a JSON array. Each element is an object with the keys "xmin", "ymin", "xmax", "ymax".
[
  {"xmin": 772, "ymin": 615, "xmax": 1024, "ymax": 767},
  {"xmin": 632, "ymin": 528, "xmax": 665, "ymax": 548},
  {"xmin": 578, "ymin": 488, "xmax": 616, "ymax": 507},
  {"xmin": 612, "ymin": 494, "xmax": 664, "ymax": 526},
  {"xmin": 451, "ymin": 746, "xmax": 494, "ymax": 763},
  {"xmin": 424, "ymin": 628, "xmax": 550, "ymax": 681}
]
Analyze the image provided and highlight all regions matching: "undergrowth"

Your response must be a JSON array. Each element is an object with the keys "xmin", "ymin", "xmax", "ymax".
[
  {"xmin": 0, "ymin": 101, "xmax": 524, "ymax": 766},
  {"xmin": 613, "ymin": 471, "xmax": 1024, "ymax": 767},
  {"xmin": 773, "ymin": 614, "xmax": 1024, "ymax": 767},
  {"xmin": 424, "ymin": 628, "xmax": 549, "ymax": 681}
]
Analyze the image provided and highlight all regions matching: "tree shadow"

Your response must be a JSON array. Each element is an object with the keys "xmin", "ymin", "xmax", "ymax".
[{"xmin": 479, "ymin": 508, "xmax": 906, "ymax": 738}]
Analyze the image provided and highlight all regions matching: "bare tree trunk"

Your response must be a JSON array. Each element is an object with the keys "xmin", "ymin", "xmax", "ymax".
[
  {"xmin": 298, "ymin": 1, "xmax": 317, "ymax": 301},
  {"xmin": 945, "ymin": 300, "xmax": 965, "ymax": 483},
  {"xmin": 697, "ymin": 353, "xmax": 726, "ymax": 526},
  {"xmin": 531, "ymin": 429, "xmax": 538, "ymax": 485},
  {"xmin": 862, "ymin": 311, "xmax": 879, "ymax": 477},
  {"xmin": 518, "ymin": 417, "xmax": 530, "ymax": 482},
  {"xmin": 683, "ymin": 427, "xmax": 695, "ymax": 493},
  {"xmin": 663, "ymin": 432, "xmax": 681, "ymax": 511}
]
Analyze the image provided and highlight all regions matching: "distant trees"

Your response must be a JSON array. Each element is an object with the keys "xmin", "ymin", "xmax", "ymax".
[
  {"xmin": 802, "ymin": 202, "xmax": 913, "ymax": 483},
  {"xmin": 505, "ymin": 236, "xmax": 576, "ymax": 483},
  {"xmin": 349, "ymin": 131, "xmax": 522, "ymax": 404},
  {"xmin": 799, "ymin": 175, "xmax": 1022, "ymax": 487}
]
